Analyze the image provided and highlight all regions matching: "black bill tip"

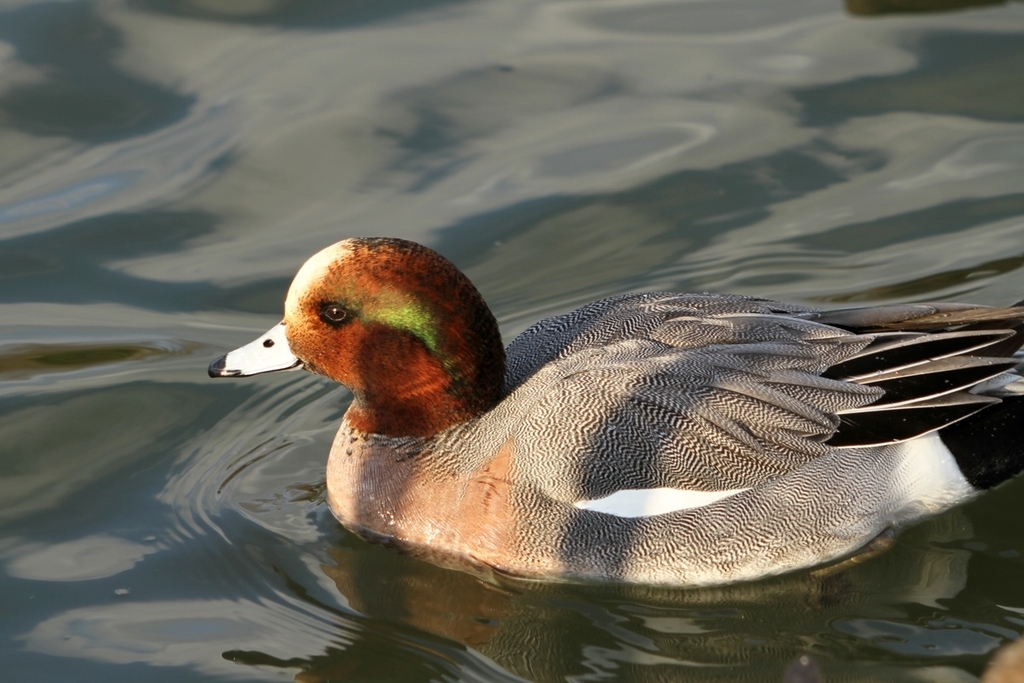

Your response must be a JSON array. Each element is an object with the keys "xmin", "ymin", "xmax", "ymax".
[{"xmin": 208, "ymin": 355, "xmax": 240, "ymax": 378}]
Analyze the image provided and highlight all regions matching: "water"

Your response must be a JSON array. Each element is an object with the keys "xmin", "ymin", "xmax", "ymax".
[{"xmin": 2, "ymin": 0, "xmax": 1024, "ymax": 681}]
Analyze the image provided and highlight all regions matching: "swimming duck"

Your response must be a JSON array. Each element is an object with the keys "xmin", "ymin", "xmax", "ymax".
[{"xmin": 209, "ymin": 237, "xmax": 1024, "ymax": 585}]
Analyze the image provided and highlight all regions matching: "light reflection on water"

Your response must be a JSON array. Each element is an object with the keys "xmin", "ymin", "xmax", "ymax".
[{"xmin": 2, "ymin": 0, "xmax": 1024, "ymax": 681}]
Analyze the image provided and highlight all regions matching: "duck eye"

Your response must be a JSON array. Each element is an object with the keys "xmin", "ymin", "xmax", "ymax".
[{"xmin": 320, "ymin": 303, "xmax": 350, "ymax": 326}]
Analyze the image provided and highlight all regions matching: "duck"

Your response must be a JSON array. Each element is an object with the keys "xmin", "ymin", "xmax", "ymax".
[{"xmin": 209, "ymin": 237, "xmax": 1024, "ymax": 586}]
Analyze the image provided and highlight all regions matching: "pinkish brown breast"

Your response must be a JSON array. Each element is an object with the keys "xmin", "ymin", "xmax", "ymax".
[{"xmin": 325, "ymin": 425, "xmax": 529, "ymax": 573}]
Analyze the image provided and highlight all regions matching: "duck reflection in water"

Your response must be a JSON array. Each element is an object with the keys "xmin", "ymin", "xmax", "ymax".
[{"xmin": 217, "ymin": 512, "xmax": 982, "ymax": 682}]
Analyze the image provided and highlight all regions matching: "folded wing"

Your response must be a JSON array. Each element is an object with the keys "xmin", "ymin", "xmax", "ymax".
[{"xmin": 500, "ymin": 294, "xmax": 1024, "ymax": 503}]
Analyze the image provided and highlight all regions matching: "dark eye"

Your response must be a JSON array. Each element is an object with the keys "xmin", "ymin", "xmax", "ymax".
[{"xmin": 320, "ymin": 303, "xmax": 350, "ymax": 326}]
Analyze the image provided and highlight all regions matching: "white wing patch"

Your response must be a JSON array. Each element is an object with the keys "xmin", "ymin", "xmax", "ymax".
[{"xmin": 574, "ymin": 487, "xmax": 749, "ymax": 518}]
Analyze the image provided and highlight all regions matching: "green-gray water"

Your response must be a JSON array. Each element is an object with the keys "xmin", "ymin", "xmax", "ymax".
[{"xmin": 3, "ymin": 1, "xmax": 1024, "ymax": 681}]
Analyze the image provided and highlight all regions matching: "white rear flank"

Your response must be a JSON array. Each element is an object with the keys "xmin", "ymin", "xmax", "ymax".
[
  {"xmin": 574, "ymin": 487, "xmax": 750, "ymax": 518},
  {"xmin": 890, "ymin": 432, "xmax": 975, "ymax": 523}
]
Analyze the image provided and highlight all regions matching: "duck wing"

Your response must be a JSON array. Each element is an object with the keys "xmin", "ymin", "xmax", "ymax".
[
  {"xmin": 499, "ymin": 293, "xmax": 1024, "ymax": 501},
  {"xmin": 802, "ymin": 303, "xmax": 1024, "ymax": 446}
]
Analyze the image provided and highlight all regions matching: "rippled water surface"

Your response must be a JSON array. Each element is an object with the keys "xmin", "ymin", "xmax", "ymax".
[{"xmin": 3, "ymin": 1, "xmax": 1024, "ymax": 681}]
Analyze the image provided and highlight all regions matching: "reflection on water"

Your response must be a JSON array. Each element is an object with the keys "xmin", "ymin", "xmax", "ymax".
[
  {"xmin": 16, "ymin": 487, "xmax": 993, "ymax": 683},
  {"xmin": 0, "ymin": 3, "xmax": 194, "ymax": 141},
  {"xmin": 6, "ymin": 534, "xmax": 160, "ymax": 581},
  {"xmin": 810, "ymin": 252, "xmax": 1024, "ymax": 303},
  {"xmin": 438, "ymin": 139, "xmax": 888, "ymax": 328},
  {"xmin": 0, "ymin": 382, "xmax": 227, "ymax": 524},
  {"xmin": 372, "ymin": 62, "xmax": 631, "ymax": 193},
  {"xmin": 131, "ymin": 0, "xmax": 473, "ymax": 28},
  {"xmin": 22, "ymin": 597, "xmax": 343, "ymax": 675},
  {"xmin": 0, "ymin": 342, "xmax": 176, "ymax": 379},
  {"xmin": 587, "ymin": 0, "xmax": 834, "ymax": 34},
  {"xmin": 833, "ymin": 616, "xmax": 1015, "ymax": 657},
  {"xmin": 3, "ymin": 0, "xmax": 1024, "ymax": 680},
  {"xmin": 796, "ymin": 32, "xmax": 1024, "ymax": 125},
  {"xmin": 846, "ymin": 0, "xmax": 1008, "ymax": 15},
  {"xmin": 0, "ymin": 210, "xmax": 219, "ymax": 307}
]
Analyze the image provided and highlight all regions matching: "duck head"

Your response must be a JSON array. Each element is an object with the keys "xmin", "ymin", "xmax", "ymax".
[{"xmin": 209, "ymin": 238, "xmax": 506, "ymax": 437}]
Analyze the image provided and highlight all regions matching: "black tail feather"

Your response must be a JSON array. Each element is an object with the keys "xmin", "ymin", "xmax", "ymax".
[
  {"xmin": 940, "ymin": 396, "xmax": 1024, "ymax": 489},
  {"xmin": 822, "ymin": 330, "xmax": 1013, "ymax": 380}
]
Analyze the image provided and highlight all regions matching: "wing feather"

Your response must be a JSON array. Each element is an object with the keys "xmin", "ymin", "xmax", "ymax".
[{"xmin": 480, "ymin": 293, "xmax": 1024, "ymax": 503}]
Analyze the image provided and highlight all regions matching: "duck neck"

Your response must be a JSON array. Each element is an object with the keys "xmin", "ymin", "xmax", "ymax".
[{"xmin": 342, "ymin": 304, "xmax": 506, "ymax": 439}]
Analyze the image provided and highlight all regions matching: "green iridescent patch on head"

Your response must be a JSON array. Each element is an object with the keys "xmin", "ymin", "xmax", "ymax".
[{"xmin": 364, "ymin": 298, "xmax": 444, "ymax": 360}]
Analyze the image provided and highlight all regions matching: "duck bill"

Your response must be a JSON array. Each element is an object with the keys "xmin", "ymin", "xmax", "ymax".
[{"xmin": 208, "ymin": 321, "xmax": 302, "ymax": 378}]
